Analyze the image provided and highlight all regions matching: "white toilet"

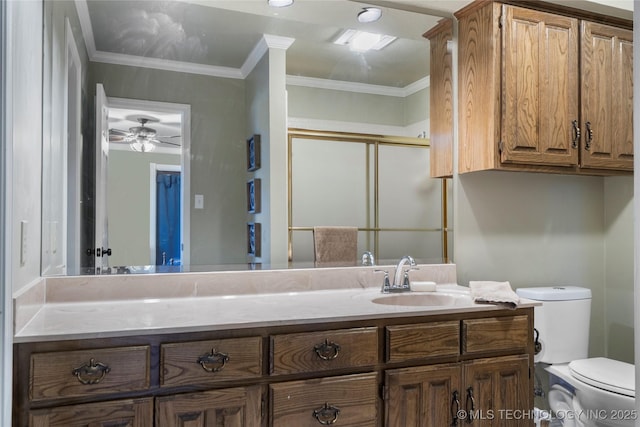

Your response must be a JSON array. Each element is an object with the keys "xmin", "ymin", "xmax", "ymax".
[{"xmin": 516, "ymin": 286, "xmax": 635, "ymax": 427}]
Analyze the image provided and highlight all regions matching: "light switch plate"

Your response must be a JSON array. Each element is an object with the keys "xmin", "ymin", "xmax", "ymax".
[
  {"xmin": 20, "ymin": 220, "xmax": 27, "ymax": 266},
  {"xmin": 195, "ymin": 194, "xmax": 204, "ymax": 209}
]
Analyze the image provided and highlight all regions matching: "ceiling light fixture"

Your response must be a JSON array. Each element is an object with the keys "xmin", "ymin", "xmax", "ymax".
[
  {"xmin": 333, "ymin": 29, "xmax": 396, "ymax": 53},
  {"xmin": 130, "ymin": 136, "xmax": 155, "ymax": 153},
  {"xmin": 267, "ymin": 0, "xmax": 294, "ymax": 7},
  {"xmin": 357, "ymin": 7, "xmax": 382, "ymax": 23}
]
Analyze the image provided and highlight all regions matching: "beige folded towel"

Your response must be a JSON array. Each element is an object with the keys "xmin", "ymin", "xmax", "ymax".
[
  {"xmin": 469, "ymin": 281, "xmax": 520, "ymax": 309},
  {"xmin": 313, "ymin": 226, "xmax": 358, "ymax": 267}
]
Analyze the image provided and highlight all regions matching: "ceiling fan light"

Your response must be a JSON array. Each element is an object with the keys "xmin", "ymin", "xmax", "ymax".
[
  {"xmin": 267, "ymin": 0, "xmax": 293, "ymax": 7},
  {"xmin": 357, "ymin": 7, "xmax": 382, "ymax": 23},
  {"xmin": 130, "ymin": 137, "xmax": 155, "ymax": 153}
]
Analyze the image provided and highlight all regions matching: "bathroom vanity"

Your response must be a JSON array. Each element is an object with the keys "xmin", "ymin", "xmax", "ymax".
[{"xmin": 12, "ymin": 267, "xmax": 535, "ymax": 426}]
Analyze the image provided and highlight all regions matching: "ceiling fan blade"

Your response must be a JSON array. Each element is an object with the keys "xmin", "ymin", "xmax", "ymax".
[
  {"xmin": 109, "ymin": 135, "xmax": 131, "ymax": 143},
  {"xmin": 109, "ymin": 128, "xmax": 131, "ymax": 137},
  {"xmin": 156, "ymin": 135, "xmax": 181, "ymax": 139},
  {"xmin": 152, "ymin": 139, "xmax": 181, "ymax": 147}
]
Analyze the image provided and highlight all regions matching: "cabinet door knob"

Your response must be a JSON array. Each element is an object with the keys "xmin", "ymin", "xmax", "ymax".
[
  {"xmin": 313, "ymin": 402, "xmax": 340, "ymax": 425},
  {"xmin": 314, "ymin": 339, "xmax": 341, "ymax": 361}
]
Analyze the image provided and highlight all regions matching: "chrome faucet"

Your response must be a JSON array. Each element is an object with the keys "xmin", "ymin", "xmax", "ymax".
[
  {"xmin": 377, "ymin": 255, "xmax": 417, "ymax": 293},
  {"xmin": 393, "ymin": 255, "xmax": 416, "ymax": 290},
  {"xmin": 361, "ymin": 251, "xmax": 375, "ymax": 266}
]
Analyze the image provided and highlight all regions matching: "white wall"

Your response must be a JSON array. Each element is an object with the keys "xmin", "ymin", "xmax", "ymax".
[
  {"xmin": 107, "ymin": 150, "xmax": 180, "ymax": 267},
  {"xmin": 454, "ymin": 171, "xmax": 609, "ymax": 356},
  {"xmin": 246, "ymin": 54, "xmax": 271, "ymax": 264},
  {"xmin": 9, "ymin": 0, "xmax": 43, "ymax": 294},
  {"xmin": 3, "ymin": 0, "xmax": 44, "ymax": 424},
  {"xmin": 604, "ymin": 176, "xmax": 634, "ymax": 362}
]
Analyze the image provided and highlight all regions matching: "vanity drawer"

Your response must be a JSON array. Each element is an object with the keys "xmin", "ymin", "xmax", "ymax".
[
  {"xmin": 270, "ymin": 373, "xmax": 378, "ymax": 426},
  {"xmin": 462, "ymin": 315, "xmax": 530, "ymax": 355},
  {"xmin": 161, "ymin": 336, "xmax": 262, "ymax": 387},
  {"xmin": 30, "ymin": 346, "xmax": 150, "ymax": 401},
  {"xmin": 386, "ymin": 320, "xmax": 460, "ymax": 363},
  {"xmin": 28, "ymin": 397, "xmax": 154, "ymax": 426},
  {"xmin": 270, "ymin": 327, "xmax": 378, "ymax": 375}
]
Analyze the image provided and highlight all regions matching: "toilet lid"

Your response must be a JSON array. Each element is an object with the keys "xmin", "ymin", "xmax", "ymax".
[{"xmin": 569, "ymin": 357, "xmax": 635, "ymax": 397}]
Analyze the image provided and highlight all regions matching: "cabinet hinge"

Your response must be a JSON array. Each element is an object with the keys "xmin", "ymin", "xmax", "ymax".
[
  {"xmin": 499, "ymin": 14, "xmax": 505, "ymax": 28},
  {"xmin": 261, "ymin": 395, "xmax": 266, "ymax": 419},
  {"xmin": 498, "ymin": 141, "xmax": 505, "ymax": 154},
  {"xmin": 380, "ymin": 384, "xmax": 387, "ymax": 401}
]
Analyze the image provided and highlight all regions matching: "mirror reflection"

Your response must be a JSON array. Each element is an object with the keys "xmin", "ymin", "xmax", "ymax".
[{"xmin": 41, "ymin": 0, "xmax": 452, "ymax": 276}]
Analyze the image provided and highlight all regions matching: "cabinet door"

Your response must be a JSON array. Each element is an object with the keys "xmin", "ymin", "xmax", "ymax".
[
  {"xmin": 28, "ymin": 397, "xmax": 153, "ymax": 427},
  {"xmin": 501, "ymin": 6, "xmax": 579, "ymax": 166},
  {"xmin": 462, "ymin": 354, "xmax": 531, "ymax": 427},
  {"xmin": 501, "ymin": 5, "xmax": 579, "ymax": 167},
  {"xmin": 385, "ymin": 363, "xmax": 461, "ymax": 427},
  {"xmin": 156, "ymin": 385, "xmax": 263, "ymax": 427},
  {"xmin": 580, "ymin": 21, "xmax": 633, "ymax": 170}
]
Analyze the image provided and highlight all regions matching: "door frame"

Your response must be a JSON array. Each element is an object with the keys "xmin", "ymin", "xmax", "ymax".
[
  {"xmin": 65, "ymin": 17, "xmax": 82, "ymax": 273},
  {"xmin": 107, "ymin": 97, "xmax": 191, "ymax": 266}
]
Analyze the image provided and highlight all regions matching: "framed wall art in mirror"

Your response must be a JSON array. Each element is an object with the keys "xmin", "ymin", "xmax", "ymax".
[
  {"xmin": 247, "ymin": 134, "xmax": 261, "ymax": 171},
  {"xmin": 247, "ymin": 179, "xmax": 261, "ymax": 214},
  {"xmin": 248, "ymin": 222, "xmax": 262, "ymax": 257}
]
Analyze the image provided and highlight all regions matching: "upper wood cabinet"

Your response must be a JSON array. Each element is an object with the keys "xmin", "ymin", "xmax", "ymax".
[
  {"xmin": 457, "ymin": 1, "xmax": 633, "ymax": 175},
  {"xmin": 580, "ymin": 21, "xmax": 634, "ymax": 170},
  {"xmin": 424, "ymin": 19, "xmax": 454, "ymax": 178}
]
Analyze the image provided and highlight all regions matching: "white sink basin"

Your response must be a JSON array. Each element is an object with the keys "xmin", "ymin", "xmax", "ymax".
[{"xmin": 371, "ymin": 291, "xmax": 472, "ymax": 307}]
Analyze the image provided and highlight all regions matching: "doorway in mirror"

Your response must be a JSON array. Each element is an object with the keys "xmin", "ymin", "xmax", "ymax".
[{"xmin": 92, "ymin": 94, "xmax": 191, "ymax": 270}]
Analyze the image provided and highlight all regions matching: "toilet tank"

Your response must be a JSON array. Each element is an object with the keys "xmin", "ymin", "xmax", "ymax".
[{"xmin": 516, "ymin": 286, "xmax": 592, "ymax": 364}]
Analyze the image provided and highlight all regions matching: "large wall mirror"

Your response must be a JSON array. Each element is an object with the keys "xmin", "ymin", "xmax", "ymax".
[{"xmin": 41, "ymin": 0, "xmax": 459, "ymax": 276}]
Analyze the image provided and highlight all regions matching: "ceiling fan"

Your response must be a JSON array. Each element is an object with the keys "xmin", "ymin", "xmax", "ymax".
[{"xmin": 109, "ymin": 117, "xmax": 181, "ymax": 153}]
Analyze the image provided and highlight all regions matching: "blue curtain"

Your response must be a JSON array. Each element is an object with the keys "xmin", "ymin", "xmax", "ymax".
[{"xmin": 156, "ymin": 172, "xmax": 181, "ymax": 265}]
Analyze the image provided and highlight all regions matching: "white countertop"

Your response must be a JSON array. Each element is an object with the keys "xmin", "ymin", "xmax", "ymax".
[{"xmin": 14, "ymin": 284, "xmax": 535, "ymax": 343}]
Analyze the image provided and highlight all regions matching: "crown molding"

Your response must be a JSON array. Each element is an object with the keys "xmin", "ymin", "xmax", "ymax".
[
  {"xmin": 241, "ymin": 34, "xmax": 295, "ymax": 78},
  {"xmin": 92, "ymin": 50, "xmax": 244, "ymax": 79},
  {"xmin": 287, "ymin": 74, "xmax": 429, "ymax": 97}
]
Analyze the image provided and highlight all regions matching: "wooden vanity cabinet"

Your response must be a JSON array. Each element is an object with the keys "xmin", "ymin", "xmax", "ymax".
[
  {"xmin": 14, "ymin": 309, "xmax": 533, "ymax": 427},
  {"xmin": 385, "ymin": 314, "xmax": 532, "ymax": 427},
  {"xmin": 457, "ymin": 1, "xmax": 633, "ymax": 175}
]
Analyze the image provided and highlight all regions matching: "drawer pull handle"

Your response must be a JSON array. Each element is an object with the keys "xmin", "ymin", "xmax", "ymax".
[
  {"xmin": 197, "ymin": 348, "xmax": 229, "ymax": 373},
  {"xmin": 314, "ymin": 339, "xmax": 341, "ymax": 361},
  {"xmin": 72, "ymin": 358, "xmax": 111, "ymax": 385},
  {"xmin": 313, "ymin": 402, "xmax": 340, "ymax": 425},
  {"xmin": 451, "ymin": 390, "xmax": 460, "ymax": 426}
]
